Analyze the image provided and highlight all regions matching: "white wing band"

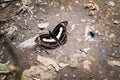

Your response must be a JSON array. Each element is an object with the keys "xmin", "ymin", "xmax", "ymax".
[{"xmin": 56, "ymin": 27, "xmax": 63, "ymax": 39}]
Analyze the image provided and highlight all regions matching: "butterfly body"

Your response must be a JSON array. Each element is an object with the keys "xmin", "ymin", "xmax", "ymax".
[{"xmin": 35, "ymin": 21, "xmax": 68, "ymax": 49}]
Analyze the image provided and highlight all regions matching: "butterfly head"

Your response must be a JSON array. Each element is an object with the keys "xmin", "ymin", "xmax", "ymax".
[{"xmin": 61, "ymin": 21, "xmax": 68, "ymax": 27}]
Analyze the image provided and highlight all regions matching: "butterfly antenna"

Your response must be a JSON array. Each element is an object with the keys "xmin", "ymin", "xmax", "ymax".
[{"xmin": 40, "ymin": 46, "xmax": 50, "ymax": 54}]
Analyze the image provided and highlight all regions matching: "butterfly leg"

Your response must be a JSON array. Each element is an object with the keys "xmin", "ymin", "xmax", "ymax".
[
  {"xmin": 40, "ymin": 46, "xmax": 50, "ymax": 54},
  {"xmin": 35, "ymin": 44, "xmax": 50, "ymax": 54}
]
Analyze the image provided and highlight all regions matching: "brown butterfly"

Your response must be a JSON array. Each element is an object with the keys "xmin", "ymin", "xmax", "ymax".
[{"xmin": 35, "ymin": 21, "xmax": 68, "ymax": 49}]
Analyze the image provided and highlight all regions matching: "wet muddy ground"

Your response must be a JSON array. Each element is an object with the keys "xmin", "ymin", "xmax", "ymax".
[{"xmin": 0, "ymin": 0, "xmax": 120, "ymax": 80}]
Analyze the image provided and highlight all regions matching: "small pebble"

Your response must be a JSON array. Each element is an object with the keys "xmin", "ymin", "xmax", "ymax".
[
  {"xmin": 113, "ymin": 20, "xmax": 119, "ymax": 25},
  {"xmin": 81, "ymin": 19, "xmax": 86, "ymax": 22},
  {"xmin": 99, "ymin": 71, "xmax": 102, "ymax": 74},
  {"xmin": 15, "ymin": 3, "xmax": 21, "ymax": 7},
  {"xmin": 108, "ymin": 1, "xmax": 115, "ymax": 7},
  {"xmin": 56, "ymin": 13, "xmax": 60, "ymax": 16},
  {"xmin": 107, "ymin": 60, "xmax": 120, "ymax": 66},
  {"xmin": 75, "ymin": 0, "xmax": 79, "ymax": 4},
  {"xmin": 82, "ymin": 60, "xmax": 91, "ymax": 71},
  {"xmin": 89, "ymin": 11, "xmax": 95, "ymax": 16},
  {"xmin": 61, "ymin": 6, "xmax": 65, "ymax": 10},
  {"xmin": 64, "ymin": 74, "xmax": 68, "ymax": 77},
  {"xmin": 37, "ymin": 22, "xmax": 49, "ymax": 30},
  {"xmin": 109, "ymin": 33, "xmax": 115, "ymax": 38},
  {"xmin": 70, "ymin": 24, "xmax": 76, "ymax": 31},
  {"xmin": 73, "ymin": 74, "xmax": 76, "ymax": 77}
]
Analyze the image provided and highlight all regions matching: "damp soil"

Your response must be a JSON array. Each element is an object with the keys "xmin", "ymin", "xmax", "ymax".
[{"xmin": 0, "ymin": 0, "xmax": 120, "ymax": 80}]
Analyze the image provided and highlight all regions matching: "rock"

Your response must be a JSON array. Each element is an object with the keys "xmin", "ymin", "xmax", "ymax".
[
  {"xmin": 113, "ymin": 20, "xmax": 119, "ymax": 25},
  {"xmin": 84, "ymin": 1, "xmax": 99, "ymax": 16},
  {"xmin": 109, "ymin": 33, "xmax": 115, "ymax": 38},
  {"xmin": 70, "ymin": 24, "xmax": 76, "ymax": 31},
  {"xmin": 84, "ymin": 1, "xmax": 99, "ymax": 11},
  {"xmin": 15, "ymin": 3, "xmax": 21, "ymax": 7},
  {"xmin": 60, "ymin": 5, "xmax": 65, "ymax": 11},
  {"xmin": 88, "ymin": 10, "xmax": 95, "ymax": 16},
  {"xmin": 56, "ymin": 13, "xmax": 60, "ymax": 16},
  {"xmin": 37, "ymin": 55, "xmax": 60, "ymax": 71},
  {"xmin": 37, "ymin": 22, "xmax": 49, "ymax": 30},
  {"xmin": 108, "ymin": 1, "xmax": 115, "ymax": 7},
  {"xmin": 107, "ymin": 60, "xmax": 120, "ymax": 67},
  {"xmin": 58, "ymin": 63, "xmax": 69, "ymax": 68},
  {"xmin": 40, "ymin": 8, "xmax": 46, "ymax": 12},
  {"xmin": 18, "ymin": 35, "xmax": 38, "ymax": 48},
  {"xmin": 82, "ymin": 60, "xmax": 91, "ymax": 71},
  {"xmin": 75, "ymin": 0, "xmax": 79, "ymax": 4},
  {"xmin": 83, "ymin": 48, "xmax": 90, "ymax": 54},
  {"xmin": 22, "ymin": 65, "xmax": 57, "ymax": 80},
  {"xmin": 81, "ymin": 19, "xmax": 86, "ymax": 22}
]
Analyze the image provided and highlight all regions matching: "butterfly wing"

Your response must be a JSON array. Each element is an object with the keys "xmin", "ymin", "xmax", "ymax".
[{"xmin": 35, "ymin": 34, "xmax": 60, "ymax": 49}]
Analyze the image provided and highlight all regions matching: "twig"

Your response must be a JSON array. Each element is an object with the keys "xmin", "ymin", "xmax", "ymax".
[
  {"xmin": 107, "ymin": 54, "xmax": 120, "ymax": 59},
  {"xmin": 0, "ymin": 1, "xmax": 13, "ymax": 11},
  {"xmin": 40, "ymin": 46, "xmax": 50, "ymax": 54},
  {"xmin": 79, "ymin": 49, "xmax": 88, "ymax": 54}
]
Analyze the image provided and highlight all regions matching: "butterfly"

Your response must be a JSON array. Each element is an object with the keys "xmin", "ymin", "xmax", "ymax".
[{"xmin": 35, "ymin": 21, "xmax": 68, "ymax": 49}]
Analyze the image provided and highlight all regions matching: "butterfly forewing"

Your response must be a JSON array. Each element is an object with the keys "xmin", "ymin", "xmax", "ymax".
[{"xmin": 52, "ymin": 21, "xmax": 67, "ymax": 40}]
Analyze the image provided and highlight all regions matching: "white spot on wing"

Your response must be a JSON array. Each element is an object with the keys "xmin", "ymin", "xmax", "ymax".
[
  {"xmin": 43, "ymin": 38, "xmax": 56, "ymax": 42},
  {"xmin": 42, "ymin": 27, "xmax": 63, "ymax": 42},
  {"xmin": 56, "ymin": 27, "xmax": 63, "ymax": 39}
]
